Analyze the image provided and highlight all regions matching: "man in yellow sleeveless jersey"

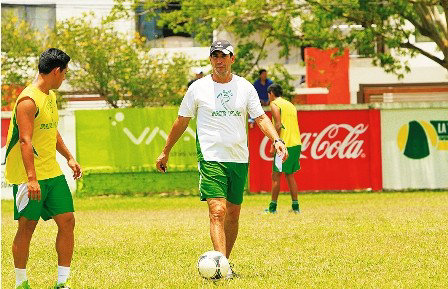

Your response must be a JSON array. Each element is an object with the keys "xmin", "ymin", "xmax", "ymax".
[
  {"xmin": 4, "ymin": 48, "xmax": 82, "ymax": 289},
  {"xmin": 264, "ymin": 83, "xmax": 302, "ymax": 214}
]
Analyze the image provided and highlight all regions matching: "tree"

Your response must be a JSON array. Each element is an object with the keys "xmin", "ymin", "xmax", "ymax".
[
  {"xmin": 116, "ymin": 0, "xmax": 448, "ymax": 79},
  {"xmin": 49, "ymin": 13, "xmax": 194, "ymax": 107},
  {"xmin": 1, "ymin": 12, "xmax": 43, "ymax": 110},
  {"xmin": 1, "ymin": 11, "xmax": 197, "ymax": 109},
  {"xmin": 111, "ymin": 0, "xmax": 299, "ymax": 99}
]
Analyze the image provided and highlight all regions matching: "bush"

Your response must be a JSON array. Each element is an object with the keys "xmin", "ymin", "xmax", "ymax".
[
  {"xmin": 1, "ymin": 12, "xmax": 43, "ymax": 110},
  {"xmin": 48, "ymin": 13, "xmax": 195, "ymax": 107},
  {"xmin": 1, "ymin": 12, "xmax": 198, "ymax": 109}
]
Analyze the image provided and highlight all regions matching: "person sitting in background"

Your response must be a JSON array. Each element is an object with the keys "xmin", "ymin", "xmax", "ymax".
[{"xmin": 253, "ymin": 69, "xmax": 273, "ymax": 106}]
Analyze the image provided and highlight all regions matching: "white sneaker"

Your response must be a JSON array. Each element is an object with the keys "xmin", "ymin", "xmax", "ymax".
[{"xmin": 226, "ymin": 264, "xmax": 239, "ymax": 279}]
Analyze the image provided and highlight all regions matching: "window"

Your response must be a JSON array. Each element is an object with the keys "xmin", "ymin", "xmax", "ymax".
[
  {"xmin": 1, "ymin": 4, "xmax": 56, "ymax": 34},
  {"xmin": 136, "ymin": 3, "xmax": 191, "ymax": 42}
]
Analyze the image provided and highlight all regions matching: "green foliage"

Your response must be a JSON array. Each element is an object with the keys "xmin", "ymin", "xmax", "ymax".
[
  {"xmin": 48, "ymin": 13, "xmax": 193, "ymax": 107},
  {"xmin": 123, "ymin": 0, "xmax": 448, "ymax": 79},
  {"xmin": 1, "ymin": 12, "xmax": 42, "ymax": 86},
  {"xmin": 268, "ymin": 64, "xmax": 296, "ymax": 100},
  {"xmin": 2, "ymin": 192, "xmax": 448, "ymax": 288},
  {"xmin": 0, "ymin": 12, "xmax": 67, "ymax": 110},
  {"xmin": 2, "ymin": 11, "xmax": 197, "ymax": 108},
  {"xmin": 77, "ymin": 171, "xmax": 199, "ymax": 197}
]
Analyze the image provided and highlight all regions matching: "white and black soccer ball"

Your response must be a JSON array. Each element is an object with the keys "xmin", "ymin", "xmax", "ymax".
[{"xmin": 197, "ymin": 250, "xmax": 230, "ymax": 279}]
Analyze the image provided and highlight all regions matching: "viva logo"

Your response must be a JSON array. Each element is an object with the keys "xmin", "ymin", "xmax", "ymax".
[
  {"xmin": 397, "ymin": 120, "xmax": 448, "ymax": 159},
  {"xmin": 111, "ymin": 112, "xmax": 195, "ymax": 145}
]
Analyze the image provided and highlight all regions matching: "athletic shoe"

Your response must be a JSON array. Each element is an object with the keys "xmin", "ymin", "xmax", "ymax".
[
  {"xmin": 292, "ymin": 203, "xmax": 300, "ymax": 213},
  {"xmin": 264, "ymin": 202, "xmax": 277, "ymax": 214},
  {"xmin": 226, "ymin": 263, "xmax": 239, "ymax": 279},
  {"xmin": 263, "ymin": 208, "xmax": 277, "ymax": 214},
  {"xmin": 54, "ymin": 281, "xmax": 71, "ymax": 289},
  {"xmin": 16, "ymin": 280, "xmax": 31, "ymax": 289}
]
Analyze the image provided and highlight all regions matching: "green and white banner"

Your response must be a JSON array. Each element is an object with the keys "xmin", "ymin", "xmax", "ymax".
[
  {"xmin": 381, "ymin": 109, "xmax": 448, "ymax": 189},
  {"xmin": 75, "ymin": 108, "xmax": 197, "ymax": 173}
]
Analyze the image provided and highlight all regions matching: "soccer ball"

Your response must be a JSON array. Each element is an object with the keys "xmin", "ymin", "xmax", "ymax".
[{"xmin": 197, "ymin": 250, "xmax": 230, "ymax": 279}]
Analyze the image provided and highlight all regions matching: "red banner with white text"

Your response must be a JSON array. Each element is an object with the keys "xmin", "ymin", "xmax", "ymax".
[{"xmin": 249, "ymin": 109, "xmax": 382, "ymax": 192}]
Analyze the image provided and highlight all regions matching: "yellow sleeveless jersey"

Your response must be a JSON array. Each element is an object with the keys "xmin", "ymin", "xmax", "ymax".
[
  {"xmin": 5, "ymin": 84, "xmax": 62, "ymax": 184},
  {"xmin": 271, "ymin": 97, "xmax": 301, "ymax": 147}
]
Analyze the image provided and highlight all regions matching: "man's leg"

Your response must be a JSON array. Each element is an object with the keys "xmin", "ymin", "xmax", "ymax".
[
  {"xmin": 285, "ymin": 173, "xmax": 298, "ymax": 201},
  {"xmin": 224, "ymin": 201, "xmax": 241, "ymax": 259},
  {"xmin": 266, "ymin": 171, "xmax": 281, "ymax": 213},
  {"xmin": 53, "ymin": 212, "xmax": 75, "ymax": 285},
  {"xmin": 13, "ymin": 217, "xmax": 38, "ymax": 287},
  {"xmin": 271, "ymin": 171, "xmax": 282, "ymax": 202},
  {"xmin": 285, "ymin": 173, "xmax": 299, "ymax": 211},
  {"xmin": 207, "ymin": 198, "xmax": 227, "ymax": 256},
  {"xmin": 13, "ymin": 217, "xmax": 38, "ymax": 268}
]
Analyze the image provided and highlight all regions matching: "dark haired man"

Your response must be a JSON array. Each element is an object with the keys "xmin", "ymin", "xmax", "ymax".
[
  {"xmin": 264, "ymin": 83, "xmax": 302, "ymax": 214},
  {"xmin": 253, "ymin": 69, "xmax": 273, "ymax": 106},
  {"xmin": 4, "ymin": 48, "xmax": 82, "ymax": 289},
  {"xmin": 156, "ymin": 40, "xmax": 288, "ymax": 279}
]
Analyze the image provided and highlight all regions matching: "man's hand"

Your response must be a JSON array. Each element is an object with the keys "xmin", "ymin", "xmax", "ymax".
[
  {"xmin": 27, "ymin": 179, "xmax": 41, "ymax": 201},
  {"xmin": 156, "ymin": 152, "xmax": 169, "ymax": 173},
  {"xmin": 68, "ymin": 158, "xmax": 82, "ymax": 180},
  {"xmin": 274, "ymin": 141, "xmax": 289, "ymax": 162}
]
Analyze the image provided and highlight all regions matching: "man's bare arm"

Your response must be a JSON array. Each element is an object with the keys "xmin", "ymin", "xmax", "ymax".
[
  {"xmin": 16, "ymin": 97, "xmax": 41, "ymax": 200},
  {"xmin": 156, "ymin": 116, "xmax": 191, "ymax": 172}
]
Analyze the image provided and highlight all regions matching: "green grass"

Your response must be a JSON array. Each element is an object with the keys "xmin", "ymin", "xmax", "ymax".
[
  {"xmin": 2, "ymin": 192, "xmax": 448, "ymax": 288},
  {"xmin": 77, "ymin": 171, "xmax": 199, "ymax": 197}
]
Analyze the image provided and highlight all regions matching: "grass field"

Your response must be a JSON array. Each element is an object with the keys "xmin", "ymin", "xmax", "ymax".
[{"xmin": 2, "ymin": 192, "xmax": 448, "ymax": 288}]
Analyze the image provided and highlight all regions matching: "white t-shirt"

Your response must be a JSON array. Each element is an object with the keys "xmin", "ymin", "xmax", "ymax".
[{"xmin": 178, "ymin": 74, "xmax": 265, "ymax": 163}]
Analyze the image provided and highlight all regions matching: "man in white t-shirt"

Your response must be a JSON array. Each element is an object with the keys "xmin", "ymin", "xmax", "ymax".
[{"xmin": 156, "ymin": 40, "xmax": 288, "ymax": 279}]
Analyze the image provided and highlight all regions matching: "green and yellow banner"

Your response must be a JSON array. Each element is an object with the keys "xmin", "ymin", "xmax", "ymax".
[
  {"xmin": 381, "ymin": 108, "xmax": 448, "ymax": 189},
  {"xmin": 75, "ymin": 107, "xmax": 197, "ymax": 173}
]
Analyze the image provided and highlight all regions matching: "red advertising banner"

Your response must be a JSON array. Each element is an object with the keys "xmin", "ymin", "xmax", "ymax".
[
  {"xmin": 2, "ymin": 118, "xmax": 11, "ymax": 148},
  {"xmin": 249, "ymin": 109, "xmax": 382, "ymax": 192}
]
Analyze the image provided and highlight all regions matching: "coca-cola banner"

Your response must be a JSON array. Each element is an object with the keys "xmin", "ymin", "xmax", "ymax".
[
  {"xmin": 381, "ymin": 109, "xmax": 448, "ymax": 189},
  {"xmin": 249, "ymin": 109, "xmax": 382, "ymax": 192}
]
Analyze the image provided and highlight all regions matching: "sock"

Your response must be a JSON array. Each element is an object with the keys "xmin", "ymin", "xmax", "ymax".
[
  {"xmin": 292, "ymin": 200, "xmax": 299, "ymax": 210},
  {"xmin": 57, "ymin": 266, "xmax": 70, "ymax": 284},
  {"xmin": 269, "ymin": 201, "xmax": 277, "ymax": 211},
  {"xmin": 15, "ymin": 268, "xmax": 27, "ymax": 287}
]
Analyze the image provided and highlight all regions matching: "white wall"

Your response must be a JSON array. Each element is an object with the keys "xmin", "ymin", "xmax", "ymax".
[
  {"xmin": 349, "ymin": 58, "xmax": 448, "ymax": 103},
  {"xmin": 55, "ymin": 0, "xmax": 134, "ymax": 35}
]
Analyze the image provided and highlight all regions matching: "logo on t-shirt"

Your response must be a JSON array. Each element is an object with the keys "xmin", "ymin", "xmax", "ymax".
[
  {"xmin": 216, "ymin": 90, "xmax": 231, "ymax": 111},
  {"xmin": 211, "ymin": 90, "xmax": 242, "ymax": 117}
]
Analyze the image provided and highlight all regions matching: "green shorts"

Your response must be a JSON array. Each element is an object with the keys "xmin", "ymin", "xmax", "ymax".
[
  {"xmin": 198, "ymin": 161, "xmax": 248, "ymax": 205},
  {"xmin": 273, "ymin": 145, "xmax": 301, "ymax": 174},
  {"xmin": 13, "ymin": 174, "xmax": 74, "ymax": 221}
]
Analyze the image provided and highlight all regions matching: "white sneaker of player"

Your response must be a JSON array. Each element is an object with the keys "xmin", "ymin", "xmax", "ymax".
[{"xmin": 226, "ymin": 263, "xmax": 238, "ymax": 279}]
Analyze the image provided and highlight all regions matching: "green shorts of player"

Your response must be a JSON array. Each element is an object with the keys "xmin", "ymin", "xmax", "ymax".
[
  {"xmin": 13, "ymin": 175, "xmax": 74, "ymax": 221},
  {"xmin": 273, "ymin": 145, "xmax": 301, "ymax": 174},
  {"xmin": 198, "ymin": 161, "xmax": 248, "ymax": 205}
]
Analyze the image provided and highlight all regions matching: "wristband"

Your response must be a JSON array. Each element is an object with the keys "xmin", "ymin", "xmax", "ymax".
[{"xmin": 274, "ymin": 138, "xmax": 285, "ymax": 145}]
